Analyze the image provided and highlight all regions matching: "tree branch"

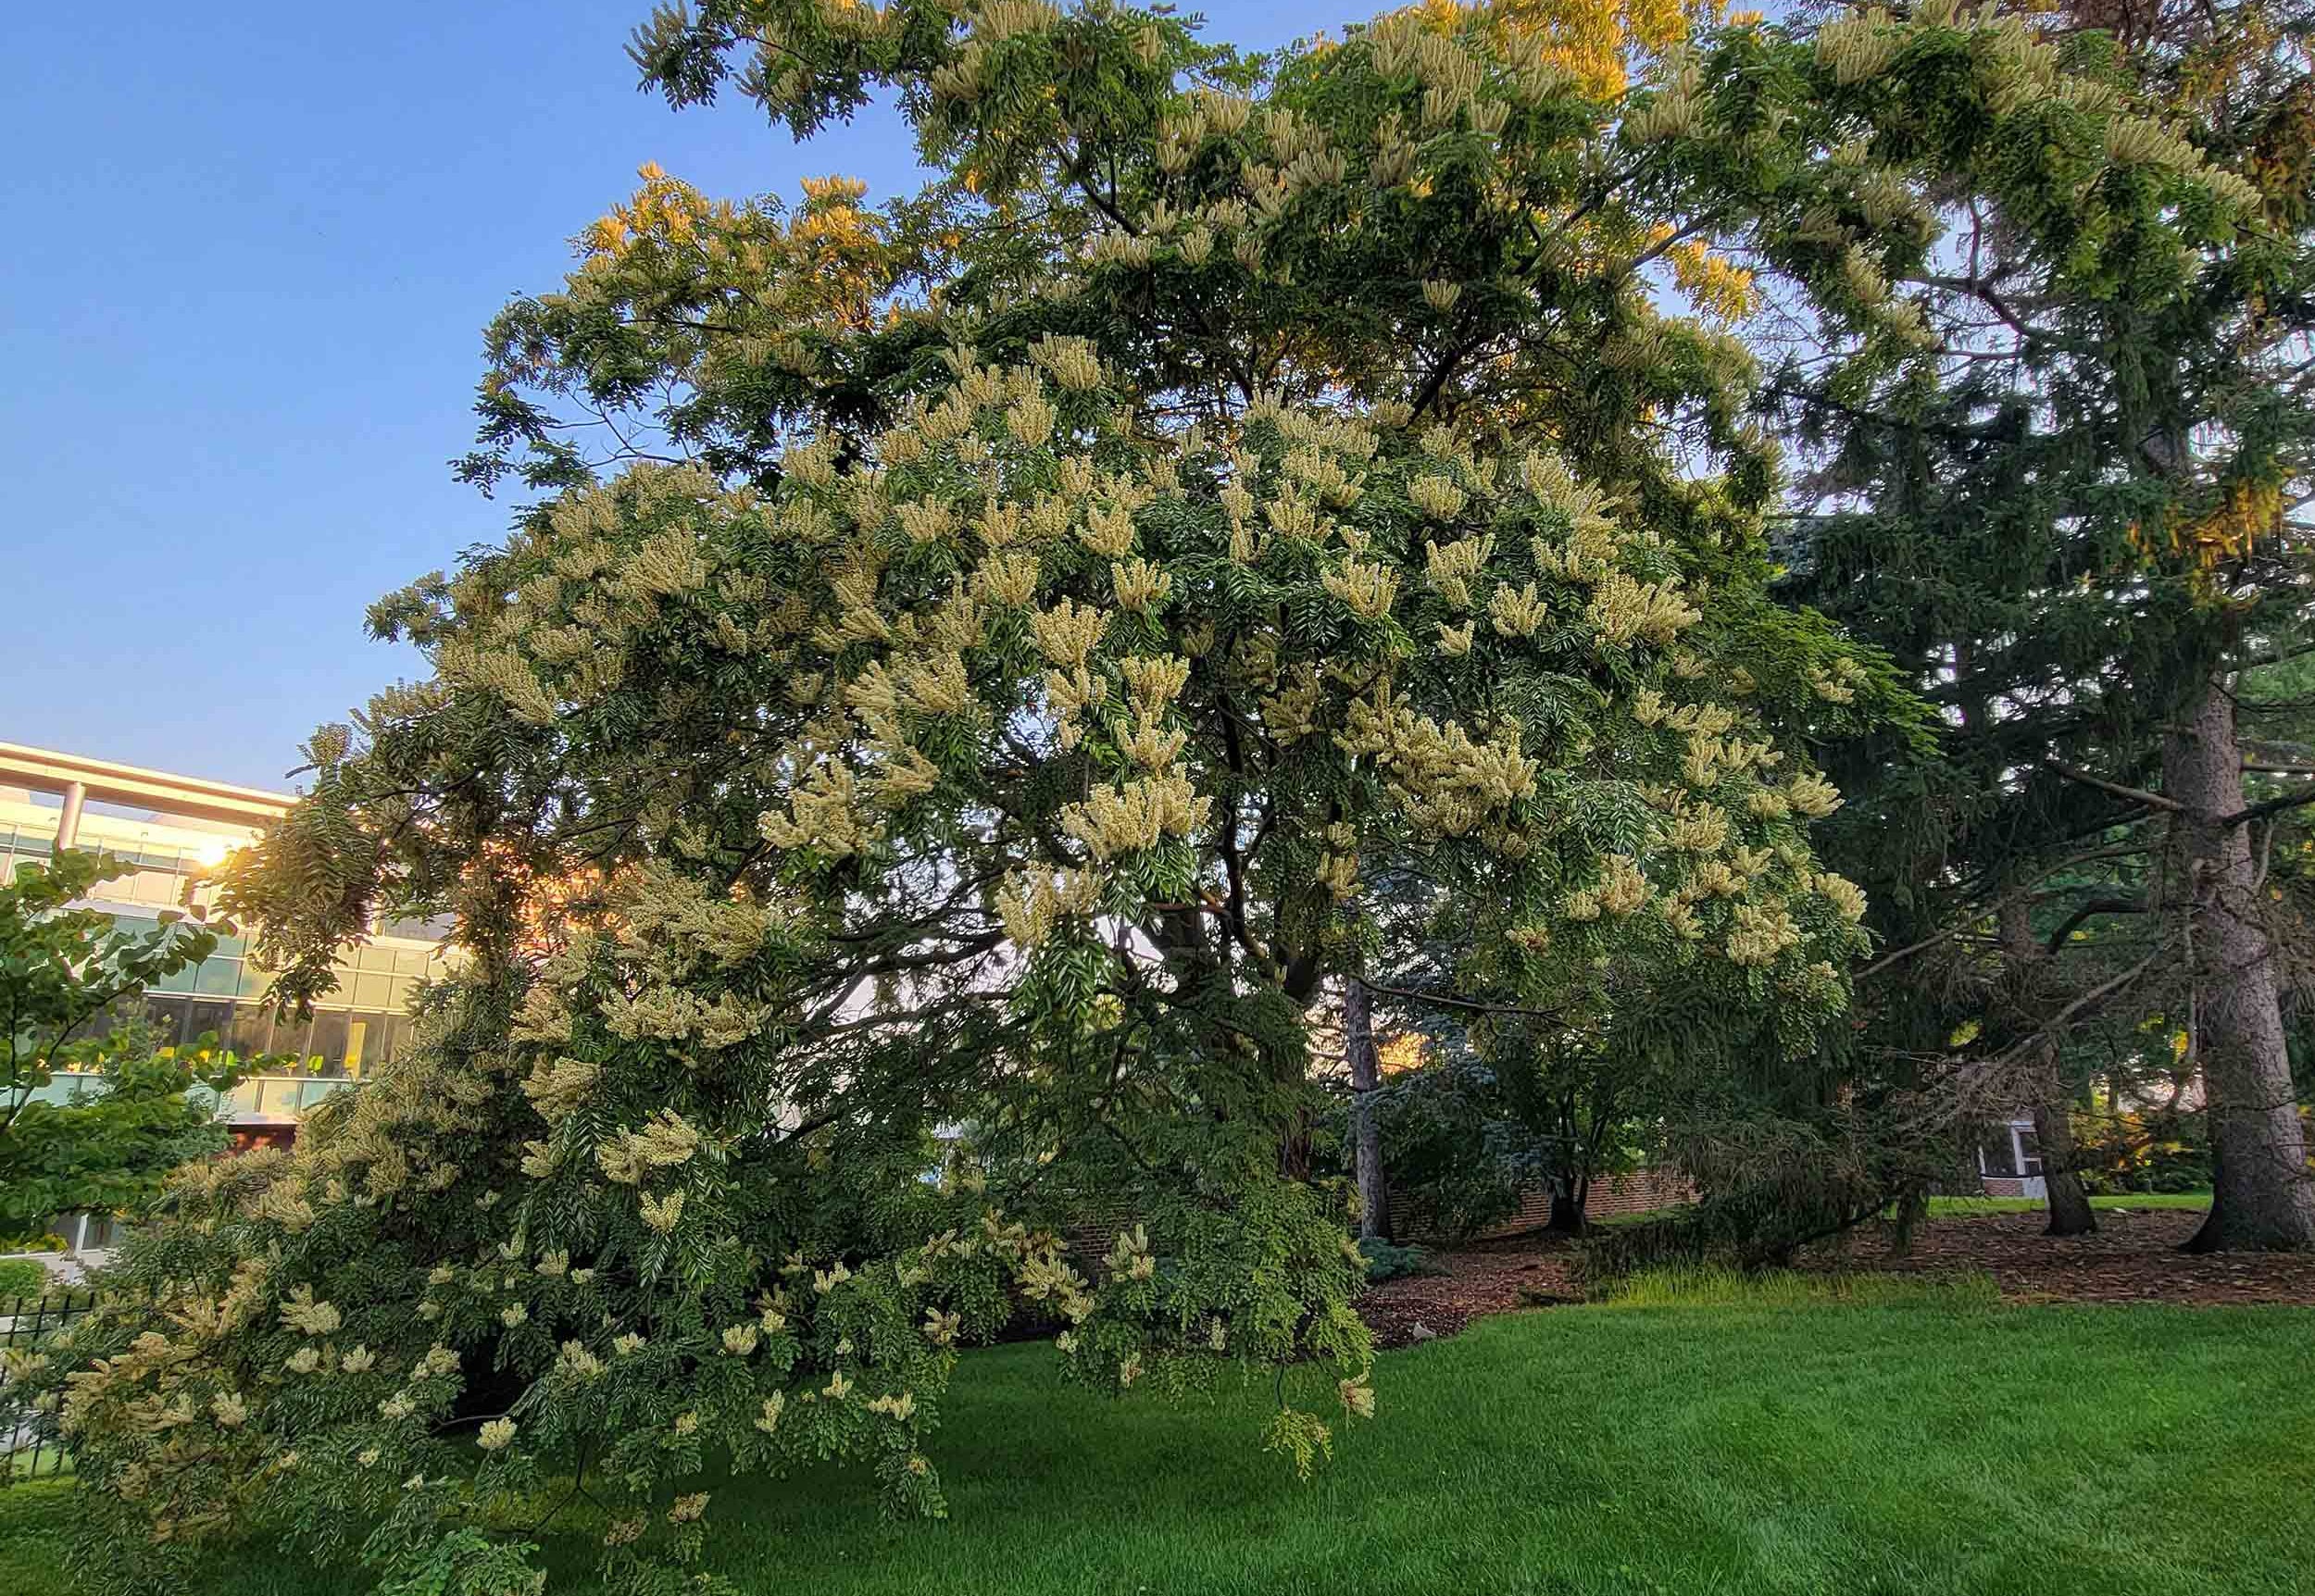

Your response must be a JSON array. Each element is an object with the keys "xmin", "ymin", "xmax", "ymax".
[
  {"xmin": 2042, "ymin": 758, "xmax": 2186, "ymax": 815},
  {"xmin": 1363, "ymin": 981, "xmax": 1564, "ymax": 1022}
]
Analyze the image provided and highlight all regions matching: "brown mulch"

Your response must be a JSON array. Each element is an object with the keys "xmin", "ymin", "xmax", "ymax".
[
  {"xmin": 1808, "ymin": 1206, "xmax": 2315, "ymax": 1306},
  {"xmin": 1357, "ymin": 1234, "xmax": 1583, "ymax": 1348},
  {"xmin": 1356, "ymin": 1207, "xmax": 2315, "ymax": 1347}
]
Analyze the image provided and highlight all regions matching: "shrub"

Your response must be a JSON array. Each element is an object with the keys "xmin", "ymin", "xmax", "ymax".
[{"xmin": 1358, "ymin": 1240, "xmax": 1447, "ymax": 1283}]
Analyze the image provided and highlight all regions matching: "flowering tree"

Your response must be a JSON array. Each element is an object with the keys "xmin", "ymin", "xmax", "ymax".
[{"xmin": 6, "ymin": 4, "xmax": 2263, "ymax": 1592}]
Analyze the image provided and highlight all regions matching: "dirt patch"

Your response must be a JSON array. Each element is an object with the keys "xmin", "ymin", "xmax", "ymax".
[
  {"xmin": 1357, "ymin": 1236, "xmax": 1583, "ymax": 1348},
  {"xmin": 1357, "ymin": 1207, "xmax": 2315, "ymax": 1345},
  {"xmin": 1808, "ymin": 1206, "xmax": 2315, "ymax": 1306}
]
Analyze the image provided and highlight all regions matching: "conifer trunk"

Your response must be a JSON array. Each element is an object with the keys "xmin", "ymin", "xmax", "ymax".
[
  {"xmin": 2166, "ymin": 676, "xmax": 2315, "ymax": 1251},
  {"xmin": 2033, "ymin": 1101, "xmax": 2097, "ymax": 1238},
  {"xmin": 1344, "ymin": 977, "xmax": 1390, "ymax": 1241},
  {"xmin": 1995, "ymin": 904, "xmax": 2097, "ymax": 1237}
]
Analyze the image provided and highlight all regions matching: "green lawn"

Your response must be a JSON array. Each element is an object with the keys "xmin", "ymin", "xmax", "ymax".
[
  {"xmin": 4, "ymin": 1287, "xmax": 2309, "ymax": 1596},
  {"xmin": 1595, "ymin": 1192, "xmax": 2215, "ymax": 1231},
  {"xmin": 1925, "ymin": 1192, "xmax": 2212, "ymax": 1216}
]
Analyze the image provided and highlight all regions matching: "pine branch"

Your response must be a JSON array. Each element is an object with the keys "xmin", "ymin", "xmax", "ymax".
[
  {"xmin": 2043, "ymin": 897, "xmax": 2145, "ymax": 954},
  {"xmin": 2041, "ymin": 759, "xmax": 2186, "ymax": 815}
]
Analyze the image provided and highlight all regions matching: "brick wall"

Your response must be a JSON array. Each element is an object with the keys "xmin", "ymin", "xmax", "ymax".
[
  {"xmin": 1583, "ymin": 1167, "xmax": 1697, "ymax": 1219},
  {"xmin": 227, "ymin": 1124, "xmax": 297, "ymax": 1154},
  {"xmin": 1399, "ymin": 1166, "xmax": 1696, "ymax": 1241}
]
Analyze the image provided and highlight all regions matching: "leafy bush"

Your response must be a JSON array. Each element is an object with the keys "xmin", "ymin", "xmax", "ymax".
[
  {"xmin": 1358, "ymin": 1239, "xmax": 1446, "ymax": 1282},
  {"xmin": 1577, "ymin": 1136, "xmax": 1926, "ymax": 1280},
  {"xmin": 2076, "ymin": 1108, "xmax": 2214, "ymax": 1195},
  {"xmin": 1368, "ymin": 1059, "xmax": 1529, "ymax": 1241}
]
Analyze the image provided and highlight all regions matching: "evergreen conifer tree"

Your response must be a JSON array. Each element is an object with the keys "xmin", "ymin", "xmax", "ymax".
[{"xmin": 1777, "ymin": 0, "xmax": 2315, "ymax": 1249}]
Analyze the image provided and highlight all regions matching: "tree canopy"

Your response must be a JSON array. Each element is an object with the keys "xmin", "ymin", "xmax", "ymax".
[
  {"xmin": 3, "ymin": 4, "xmax": 2284, "ymax": 1592},
  {"xmin": 1775, "ymin": 0, "xmax": 2315, "ymax": 1247}
]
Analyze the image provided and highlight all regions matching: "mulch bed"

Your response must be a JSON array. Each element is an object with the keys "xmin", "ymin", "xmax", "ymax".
[
  {"xmin": 1355, "ymin": 1207, "xmax": 2315, "ymax": 1347},
  {"xmin": 1808, "ymin": 1206, "xmax": 2315, "ymax": 1307},
  {"xmin": 1358, "ymin": 1235, "xmax": 1583, "ymax": 1348}
]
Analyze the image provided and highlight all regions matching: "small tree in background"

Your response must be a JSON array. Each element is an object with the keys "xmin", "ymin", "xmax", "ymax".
[
  {"xmin": 1369, "ymin": 1046, "xmax": 1529, "ymax": 1240},
  {"xmin": 0, "ymin": 850, "xmax": 233, "ymax": 1249}
]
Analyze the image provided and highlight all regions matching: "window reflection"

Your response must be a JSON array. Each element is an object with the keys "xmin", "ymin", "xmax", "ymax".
[
  {"xmin": 5, "ymin": 809, "xmax": 444, "ymax": 1100},
  {"xmin": 229, "ymin": 1006, "xmax": 275, "ymax": 1057}
]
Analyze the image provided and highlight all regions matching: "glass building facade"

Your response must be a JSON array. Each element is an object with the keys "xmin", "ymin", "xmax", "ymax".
[{"xmin": 3, "ymin": 779, "xmax": 448, "ymax": 1103}]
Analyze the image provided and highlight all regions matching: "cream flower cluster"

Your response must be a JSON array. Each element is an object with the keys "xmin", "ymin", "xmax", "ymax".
[
  {"xmin": 521, "ymin": 1054, "xmax": 601, "ymax": 1125},
  {"xmin": 1335, "ymin": 685, "xmax": 1539, "ymax": 841},
  {"xmin": 1586, "ymin": 571, "xmax": 1703, "ymax": 647},
  {"xmin": 994, "ymin": 867, "xmax": 1107, "ymax": 952},
  {"xmin": 599, "ymin": 983, "xmax": 767, "ymax": 1053},
  {"xmin": 276, "ymin": 1285, "xmax": 342, "ymax": 1337},
  {"xmin": 595, "ymin": 1108, "xmax": 703, "ymax": 1185},
  {"xmin": 1059, "ymin": 771, "xmax": 1213, "ymax": 862}
]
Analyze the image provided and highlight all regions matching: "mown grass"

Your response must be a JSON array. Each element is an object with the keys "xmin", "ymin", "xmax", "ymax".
[
  {"xmin": 5, "ymin": 1288, "xmax": 2309, "ymax": 1596},
  {"xmin": 1926, "ymin": 1193, "xmax": 2211, "ymax": 1216},
  {"xmin": 1593, "ymin": 1265, "xmax": 2004, "ymax": 1310}
]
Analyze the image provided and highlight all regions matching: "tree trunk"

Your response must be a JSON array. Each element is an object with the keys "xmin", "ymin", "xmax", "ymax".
[
  {"xmin": 2033, "ymin": 1101, "xmax": 2097, "ymax": 1238},
  {"xmin": 1544, "ymin": 1171, "xmax": 1588, "ymax": 1235},
  {"xmin": 1994, "ymin": 903, "xmax": 2097, "ymax": 1238},
  {"xmin": 1344, "ymin": 977, "xmax": 1390, "ymax": 1241},
  {"xmin": 1887, "ymin": 1186, "xmax": 1929, "ymax": 1258},
  {"xmin": 1277, "ymin": 946, "xmax": 1325, "ymax": 1182},
  {"xmin": 2166, "ymin": 675, "xmax": 2315, "ymax": 1252},
  {"xmin": 1279, "ymin": 1110, "xmax": 1314, "ymax": 1183}
]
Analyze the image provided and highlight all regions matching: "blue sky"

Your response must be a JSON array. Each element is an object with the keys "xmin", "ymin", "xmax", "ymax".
[{"xmin": 3, "ymin": 1, "xmax": 1345, "ymax": 792}]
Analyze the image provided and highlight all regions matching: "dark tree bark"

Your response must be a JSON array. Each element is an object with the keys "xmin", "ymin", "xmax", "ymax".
[
  {"xmin": 1887, "ymin": 1187, "xmax": 1930, "ymax": 1258},
  {"xmin": 2033, "ymin": 1100, "xmax": 2098, "ymax": 1238},
  {"xmin": 1544, "ymin": 1171, "xmax": 1589, "ymax": 1235},
  {"xmin": 1278, "ymin": 1111, "xmax": 1314, "ymax": 1183},
  {"xmin": 1996, "ymin": 903, "xmax": 2097, "ymax": 1237},
  {"xmin": 2166, "ymin": 676, "xmax": 2315, "ymax": 1252},
  {"xmin": 1276, "ymin": 945, "xmax": 1325, "ymax": 1182},
  {"xmin": 1344, "ymin": 976, "xmax": 1390, "ymax": 1241}
]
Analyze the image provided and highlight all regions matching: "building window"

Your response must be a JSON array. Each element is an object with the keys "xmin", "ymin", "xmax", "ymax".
[
  {"xmin": 2014, "ymin": 1124, "xmax": 2044, "ymax": 1178},
  {"xmin": 144, "ymin": 995, "xmax": 193, "ymax": 1043},
  {"xmin": 229, "ymin": 1005, "xmax": 276, "ymax": 1058},
  {"xmin": 307, "ymin": 1012, "xmax": 350, "ymax": 1075},
  {"xmin": 270, "ymin": 1012, "xmax": 315, "ymax": 1062},
  {"xmin": 187, "ymin": 999, "xmax": 233, "ymax": 1043}
]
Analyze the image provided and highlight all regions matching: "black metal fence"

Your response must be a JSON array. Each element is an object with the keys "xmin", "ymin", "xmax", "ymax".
[{"xmin": 2, "ymin": 1290, "xmax": 94, "ymax": 1480}]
